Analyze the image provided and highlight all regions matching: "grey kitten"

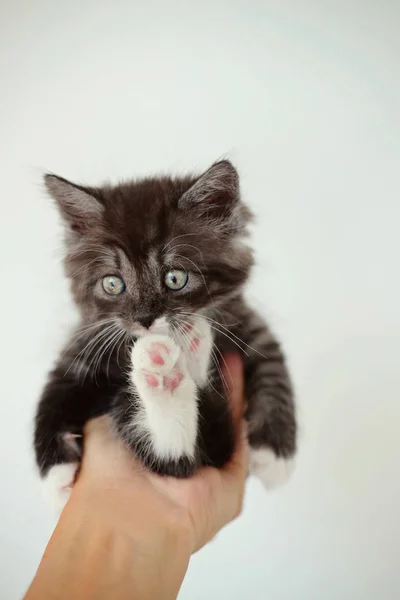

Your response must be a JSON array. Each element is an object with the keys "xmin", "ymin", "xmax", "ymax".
[{"xmin": 34, "ymin": 160, "xmax": 296, "ymax": 510}]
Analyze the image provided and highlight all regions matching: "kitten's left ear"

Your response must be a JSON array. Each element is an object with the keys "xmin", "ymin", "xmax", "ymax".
[{"xmin": 178, "ymin": 160, "xmax": 239, "ymax": 218}]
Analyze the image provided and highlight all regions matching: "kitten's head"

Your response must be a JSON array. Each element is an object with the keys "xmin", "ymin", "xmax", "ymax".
[{"xmin": 46, "ymin": 160, "xmax": 253, "ymax": 336}]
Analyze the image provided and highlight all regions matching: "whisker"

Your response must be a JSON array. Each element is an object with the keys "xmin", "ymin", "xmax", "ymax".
[
  {"xmin": 174, "ymin": 318, "xmax": 225, "ymax": 400},
  {"xmin": 83, "ymin": 326, "xmax": 120, "ymax": 384},
  {"xmin": 67, "ymin": 323, "xmax": 117, "ymax": 378},
  {"xmin": 180, "ymin": 311, "xmax": 250, "ymax": 357},
  {"xmin": 203, "ymin": 315, "xmax": 268, "ymax": 359},
  {"xmin": 75, "ymin": 328, "xmax": 116, "ymax": 382},
  {"xmin": 211, "ymin": 342, "xmax": 232, "ymax": 386},
  {"xmin": 213, "ymin": 306, "xmax": 241, "ymax": 328},
  {"xmin": 116, "ymin": 331, "xmax": 128, "ymax": 369},
  {"xmin": 62, "ymin": 319, "xmax": 116, "ymax": 355},
  {"xmin": 64, "ymin": 324, "xmax": 115, "ymax": 377},
  {"xmin": 166, "ymin": 243, "xmax": 205, "ymax": 264},
  {"xmin": 174, "ymin": 254, "xmax": 212, "ymax": 300},
  {"xmin": 71, "ymin": 318, "xmax": 116, "ymax": 338},
  {"xmin": 106, "ymin": 329, "xmax": 126, "ymax": 379},
  {"xmin": 73, "ymin": 317, "xmax": 115, "ymax": 334},
  {"xmin": 90, "ymin": 325, "xmax": 121, "ymax": 383},
  {"xmin": 68, "ymin": 244, "xmax": 116, "ymax": 260},
  {"xmin": 162, "ymin": 233, "xmax": 197, "ymax": 253},
  {"xmin": 69, "ymin": 256, "xmax": 108, "ymax": 279},
  {"xmin": 181, "ymin": 316, "xmax": 228, "ymax": 390}
]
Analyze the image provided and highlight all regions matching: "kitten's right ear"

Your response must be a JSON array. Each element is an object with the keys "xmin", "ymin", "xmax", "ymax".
[{"xmin": 44, "ymin": 174, "xmax": 104, "ymax": 233}]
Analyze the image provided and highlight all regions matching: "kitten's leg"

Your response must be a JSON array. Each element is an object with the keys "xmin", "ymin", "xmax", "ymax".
[
  {"xmin": 43, "ymin": 458, "xmax": 80, "ymax": 515},
  {"xmin": 226, "ymin": 307, "xmax": 297, "ymax": 489},
  {"xmin": 37, "ymin": 427, "xmax": 82, "ymax": 515},
  {"xmin": 35, "ymin": 372, "xmax": 112, "ymax": 514},
  {"xmin": 175, "ymin": 316, "xmax": 238, "ymax": 468},
  {"xmin": 196, "ymin": 385, "xmax": 236, "ymax": 469},
  {"xmin": 127, "ymin": 335, "xmax": 200, "ymax": 476},
  {"xmin": 246, "ymin": 334, "xmax": 296, "ymax": 488}
]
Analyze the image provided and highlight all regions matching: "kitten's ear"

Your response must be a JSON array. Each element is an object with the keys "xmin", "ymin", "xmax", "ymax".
[
  {"xmin": 44, "ymin": 174, "xmax": 104, "ymax": 232},
  {"xmin": 179, "ymin": 160, "xmax": 239, "ymax": 218}
]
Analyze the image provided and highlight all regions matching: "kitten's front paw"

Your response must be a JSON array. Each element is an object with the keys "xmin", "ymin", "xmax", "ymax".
[
  {"xmin": 131, "ymin": 335, "xmax": 198, "ymax": 460},
  {"xmin": 131, "ymin": 335, "xmax": 186, "ymax": 394},
  {"xmin": 250, "ymin": 448, "xmax": 295, "ymax": 489},
  {"xmin": 43, "ymin": 462, "xmax": 79, "ymax": 515}
]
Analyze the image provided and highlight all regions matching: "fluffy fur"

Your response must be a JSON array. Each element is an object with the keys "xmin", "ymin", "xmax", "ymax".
[{"xmin": 34, "ymin": 160, "xmax": 297, "ymax": 509}]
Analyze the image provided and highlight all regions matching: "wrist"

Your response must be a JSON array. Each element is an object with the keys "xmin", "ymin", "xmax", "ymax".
[
  {"xmin": 26, "ymin": 484, "xmax": 192, "ymax": 600},
  {"xmin": 70, "ymin": 477, "xmax": 194, "ymax": 556}
]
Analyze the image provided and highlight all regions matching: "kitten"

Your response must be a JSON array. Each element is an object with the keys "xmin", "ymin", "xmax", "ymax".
[{"xmin": 34, "ymin": 160, "xmax": 296, "ymax": 512}]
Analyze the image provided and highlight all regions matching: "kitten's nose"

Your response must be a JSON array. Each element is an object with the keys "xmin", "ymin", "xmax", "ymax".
[{"xmin": 137, "ymin": 315, "xmax": 155, "ymax": 329}]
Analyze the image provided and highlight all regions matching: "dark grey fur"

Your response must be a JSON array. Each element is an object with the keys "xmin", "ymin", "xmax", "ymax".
[{"xmin": 34, "ymin": 161, "xmax": 296, "ymax": 478}]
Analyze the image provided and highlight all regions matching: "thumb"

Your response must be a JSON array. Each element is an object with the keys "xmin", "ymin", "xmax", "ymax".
[{"xmin": 222, "ymin": 353, "xmax": 245, "ymax": 425}]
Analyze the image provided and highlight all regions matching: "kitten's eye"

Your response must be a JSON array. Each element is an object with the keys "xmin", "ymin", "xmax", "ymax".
[
  {"xmin": 102, "ymin": 275, "xmax": 126, "ymax": 296},
  {"xmin": 164, "ymin": 269, "xmax": 188, "ymax": 291}
]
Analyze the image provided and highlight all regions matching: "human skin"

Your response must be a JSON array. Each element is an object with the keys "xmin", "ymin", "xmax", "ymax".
[{"xmin": 25, "ymin": 353, "xmax": 247, "ymax": 600}]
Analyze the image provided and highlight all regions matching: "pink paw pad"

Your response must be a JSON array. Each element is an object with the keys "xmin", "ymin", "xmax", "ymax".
[
  {"xmin": 143, "ymin": 370, "xmax": 184, "ymax": 393},
  {"xmin": 132, "ymin": 335, "xmax": 186, "ymax": 394},
  {"xmin": 148, "ymin": 342, "xmax": 169, "ymax": 366},
  {"xmin": 145, "ymin": 373, "xmax": 161, "ymax": 388},
  {"xmin": 149, "ymin": 350, "xmax": 164, "ymax": 365},
  {"xmin": 164, "ymin": 371, "xmax": 184, "ymax": 391}
]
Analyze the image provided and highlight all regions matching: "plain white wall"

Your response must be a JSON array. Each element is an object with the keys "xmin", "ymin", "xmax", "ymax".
[{"xmin": 1, "ymin": 0, "xmax": 399, "ymax": 598}]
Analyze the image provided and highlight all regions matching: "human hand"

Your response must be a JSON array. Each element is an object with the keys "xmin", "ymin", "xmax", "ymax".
[
  {"xmin": 74, "ymin": 352, "xmax": 248, "ymax": 553},
  {"xmin": 25, "ymin": 353, "xmax": 247, "ymax": 600}
]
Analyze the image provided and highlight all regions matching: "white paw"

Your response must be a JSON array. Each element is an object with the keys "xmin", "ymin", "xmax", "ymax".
[
  {"xmin": 250, "ymin": 448, "xmax": 295, "ymax": 489},
  {"xmin": 131, "ymin": 335, "xmax": 198, "ymax": 460},
  {"xmin": 131, "ymin": 335, "xmax": 184, "ymax": 394},
  {"xmin": 43, "ymin": 462, "xmax": 78, "ymax": 515},
  {"xmin": 175, "ymin": 315, "xmax": 213, "ymax": 386}
]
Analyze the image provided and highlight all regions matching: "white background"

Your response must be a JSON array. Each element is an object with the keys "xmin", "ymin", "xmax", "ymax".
[{"xmin": 1, "ymin": 1, "xmax": 399, "ymax": 598}]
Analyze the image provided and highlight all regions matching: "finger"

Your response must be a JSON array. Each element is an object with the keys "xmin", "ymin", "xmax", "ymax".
[
  {"xmin": 222, "ymin": 353, "xmax": 245, "ymax": 425},
  {"xmin": 194, "ymin": 459, "xmax": 246, "ymax": 549},
  {"xmin": 84, "ymin": 414, "xmax": 113, "ymax": 439},
  {"xmin": 216, "ymin": 426, "xmax": 248, "ymax": 530},
  {"xmin": 83, "ymin": 415, "xmax": 115, "ymax": 454},
  {"xmin": 225, "ymin": 423, "xmax": 248, "ymax": 477},
  {"xmin": 82, "ymin": 415, "xmax": 136, "ymax": 473},
  {"xmin": 222, "ymin": 353, "xmax": 248, "ymax": 469}
]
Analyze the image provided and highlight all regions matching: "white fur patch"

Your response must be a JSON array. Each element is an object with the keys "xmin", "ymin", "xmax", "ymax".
[
  {"xmin": 43, "ymin": 462, "xmax": 78, "ymax": 515},
  {"xmin": 250, "ymin": 448, "xmax": 295, "ymax": 489},
  {"xmin": 177, "ymin": 316, "xmax": 213, "ymax": 387},
  {"xmin": 131, "ymin": 335, "xmax": 198, "ymax": 461},
  {"xmin": 131, "ymin": 316, "xmax": 171, "ymax": 338},
  {"xmin": 150, "ymin": 316, "xmax": 170, "ymax": 336}
]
